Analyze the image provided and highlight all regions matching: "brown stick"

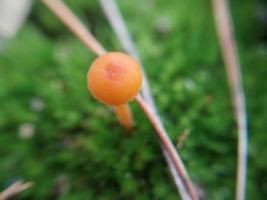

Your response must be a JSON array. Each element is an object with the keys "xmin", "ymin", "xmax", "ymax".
[
  {"xmin": 42, "ymin": 0, "xmax": 105, "ymax": 56},
  {"xmin": 135, "ymin": 95, "xmax": 198, "ymax": 200},
  {"xmin": 98, "ymin": 0, "xmax": 155, "ymax": 108},
  {"xmin": 98, "ymin": 1, "xmax": 196, "ymax": 199},
  {"xmin": 42, "ymin": 0, "xmax": 136, "ymax": 130},
  {"xmin": 211, "ymin": 1, "xmax": 248, "ymax": 200},
  {"xmin": 41, "ymin": 1, "xmax": 198, "ymax": 199}
]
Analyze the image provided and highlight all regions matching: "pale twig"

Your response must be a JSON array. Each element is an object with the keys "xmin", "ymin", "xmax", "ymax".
[
  {"xmin": 42, "ymin": 0, "xmax": 105, "ymax": 56},
  {"xmin": 98, "ymin": 1, "xmax": 198, "ymax": 199},
  {"xmin": 135, "ymin": 95, "xmax": 198, "ymax": 200},
  {"xmin": 98, "ymin": 0, "xmax": 155, "ymax": 108},
  {"xmin": 0, "ymin": 181, "xmax": 33, "ymax": 200},
  {"xmin": 211, "ymin": 0, "xmax": 248, "ymax": 200},
  {"xmin": 41, "ymin": 1, "xmax": 198, "ymax": 199}
]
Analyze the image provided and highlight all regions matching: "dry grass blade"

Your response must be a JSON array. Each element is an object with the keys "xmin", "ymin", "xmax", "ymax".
[
  {"xmin": 41, "ymin": 0, "xmax": 198, "ymax": 199},
  {"xmin": 100, "ymin": 0, "xmax": 200, "ymax": 199},
  {"xmin": 99, "ymin": 0, "xmax": 198, "ymax": 199},
  {"xmin": 0, "ymin": 181, "xmax": 33, "ymax": 200},
  {"xmin": 42, "ymin": 0, "xmax": 105, "ymax": 56},
  {"xmin": 98, "ymin": 0, "xmax": 155, "ymax": 108},
  {"xmin": 161, "ymin": 147, "xmax": 192, "ymax": 200},
  {"xmin": 135, "ymin": 95, "xmax": 198, "ymax": 200},
  {"xmin": 211, "ymin": 0, "xmax": 248, "ymax": 199}
]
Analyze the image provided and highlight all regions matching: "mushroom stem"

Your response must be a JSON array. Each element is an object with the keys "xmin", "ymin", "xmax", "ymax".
[{"xmin": 114, "ymin": 104, "xmax": 133, "ymax": 130}]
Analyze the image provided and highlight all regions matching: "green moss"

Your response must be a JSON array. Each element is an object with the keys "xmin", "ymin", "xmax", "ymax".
[{"xmin": 0, "ymin": 0, "xmax": 266, "ymax": 199}]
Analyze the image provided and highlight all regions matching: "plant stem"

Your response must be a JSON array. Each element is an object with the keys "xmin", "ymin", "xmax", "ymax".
[
  {"xmin": 135, "ymin": 95, "xmax": 198, "ymax": 200},
  {"xmin": 0, "ymin": 181, "xmax": 33, "ymax": 200},
  {"xmin": 211, "ymin": 0, "xmax": 248, "ymax": 199},
  {"xmin": 42, "ymin": 0, "xmax": 135, "ymax": 130},
  {"xmin": 42, "ymin": 1, "xmax": 198, "ymax": 199},
  {"xmin": 42, "ymin": 0, "xmax": 105, "ymax": 56},
  {"xmin": 98, "ymin": 1, "xmax": 197, "ymax": 199},
  {"xmin": 99, "ymin": 0, "xmax": 155, "ymax": 108}
]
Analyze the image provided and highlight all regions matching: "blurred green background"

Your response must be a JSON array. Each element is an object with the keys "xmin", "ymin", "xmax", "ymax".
[{"xmin": 0, "ymin": 0, "xmax": 267, "ymax": 199}]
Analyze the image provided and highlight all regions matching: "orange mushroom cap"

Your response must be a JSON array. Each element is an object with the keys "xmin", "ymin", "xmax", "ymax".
[{"xmin": 87, "ymin": 52, "xmax": 143, "ymax": 106}]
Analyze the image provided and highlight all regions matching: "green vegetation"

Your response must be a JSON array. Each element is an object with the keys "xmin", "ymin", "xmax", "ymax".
[{"xmin": 0, "ymin": 0, "xmax": 266, "ymax": 199}]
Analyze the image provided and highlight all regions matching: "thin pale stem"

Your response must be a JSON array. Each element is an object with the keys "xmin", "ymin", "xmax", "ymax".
[
  {"xmin": 98, "ymin": 1, "xmax": 195, "ymax": 199},
  {"xmin": 99, "ymin": 0, "xmax": 155, "ymax": 108},
  {"xmin": 42, "ymin": 0, "xmax": 135, "ymax": 130},
  {"xmin": 211, "ymin": 0, "xmax": 248, "ymax": 200},
  {"xmin": 135, "ymin": 95, "xmax": 198, "ymax": 200},
  {"xmin": 42, "ymin": 0, "xmax": 105, "ymax": 56},
  {"xmin": 0, "ymin": 181, "xmax": 33, "ymax": 200},
  {"xmin": 41, "ymin": 1, "xmax": 197, "ymax": 199},
  {"xmin": 114, "ymin": 104, "xmax": 133, "ymax": 130}
]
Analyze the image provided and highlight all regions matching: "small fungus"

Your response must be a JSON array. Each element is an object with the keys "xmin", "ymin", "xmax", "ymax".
[{"xmin": 87, "ymin": 52, "xmax": 143, "ymax": 129}]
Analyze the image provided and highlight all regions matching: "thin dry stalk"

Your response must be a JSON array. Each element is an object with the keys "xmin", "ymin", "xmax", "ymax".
[
  {"xmin": 135, "ymin": 95, "xmax": 198, "ymax": 200},
  {"xmin": 98, "ymin": 0, "xmax": 155, "ymax": 108},
  {"xmin": 98, "ymin": 1, "xmax": 197, "ymax": 199},
  {"xmin": 42, "ymin": 0, "xmax": 105, "ymax": 56},
  {"xmin": 41, "ymin": 0, "xmax": 198, "ymax": 199},
  {"xmin": 0, "ymin": 181, "xmax": 33, "ymax": 200},
  {"xmin": 211, "ymin": 0, "xmax": 248, "ymax": 200}
]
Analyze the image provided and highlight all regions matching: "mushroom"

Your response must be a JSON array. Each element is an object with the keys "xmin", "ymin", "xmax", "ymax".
[{"xmin": 87, "ymin": 52, "xmax": 143, "ymax": 129}]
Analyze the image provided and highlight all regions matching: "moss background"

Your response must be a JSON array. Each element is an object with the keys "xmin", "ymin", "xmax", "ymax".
[{"xmin": 0, "ymin": 0, "xmax": 267, "ymax": 199}]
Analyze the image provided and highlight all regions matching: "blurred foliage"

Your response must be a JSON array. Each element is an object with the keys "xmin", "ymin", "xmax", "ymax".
[{"xmin": 0, "ymin": 0, "xmax": 267, "ymax": 199}]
